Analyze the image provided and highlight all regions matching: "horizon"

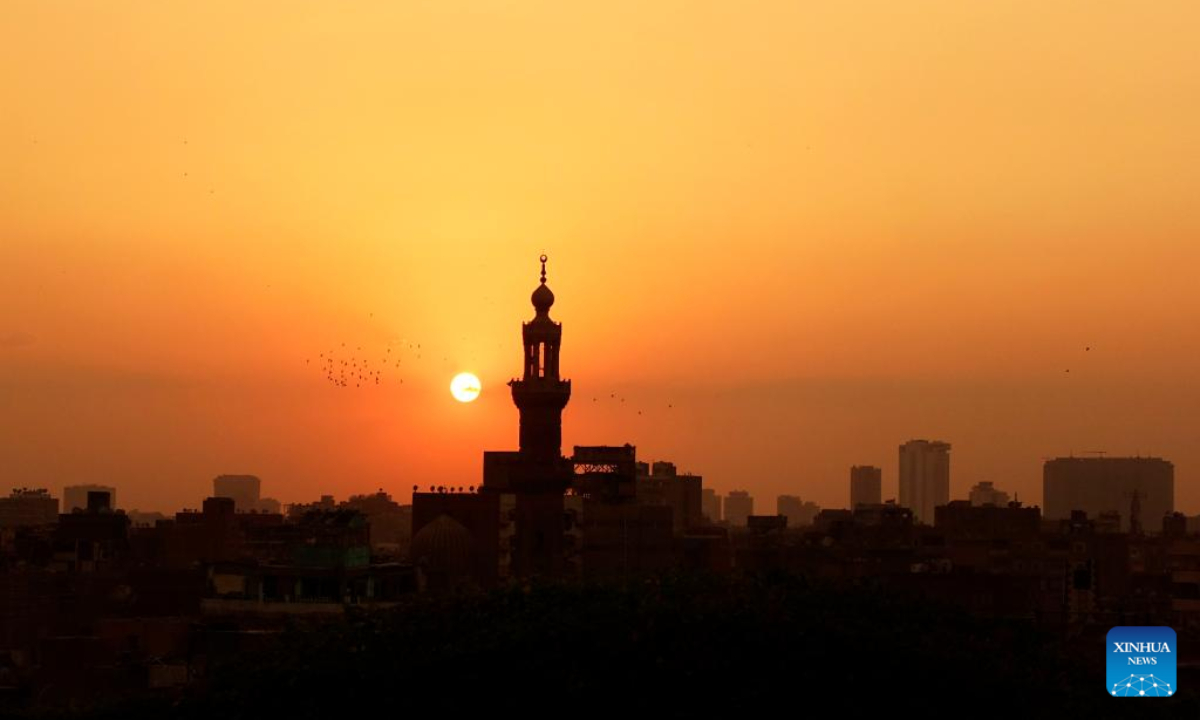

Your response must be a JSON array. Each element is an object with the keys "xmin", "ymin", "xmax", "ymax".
[{"xmin": 3, "ymin": 1, "xmax": 1199, "ymax": 514}]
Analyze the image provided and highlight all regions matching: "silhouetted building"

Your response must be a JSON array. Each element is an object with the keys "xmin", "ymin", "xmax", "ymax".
[
  {"xmin": 419, "ymin": 256, "xmax": 576, "ymax": 583},
  {"xmin": 503, "ymin": 254, "xmax": 572, "ymax": 490},
  {"xmin": 578, "ymin": 501, "xmax": 673, "ymax": 580},
  {"xmin": 343, "ymin": 491, "xmax": 411, "ymax": 555},
  {"xmin": 724, "ymin": 491, "xmax": 753, "ymax": 527},
  {"xmin": 776, "ymin": 495, "xmax": 819, "ymax": 528},
  {"xmin": 853, "ymin": 501, "xmax": 914, "ymax": 530},
  {"xmin": 54, "ymin": 497, "xmax": 130, "ymax": 572},
  {"xmin": 635, "ymin": 461, "xmax": 703, "ymax": 534},
  {"xmin": 935, "ymin": 500, "xmax": 1040, "ymax": 540},
  {"xmin": 968, "ymin": 481, "xmax": 1010, "ymax": 507},
  {"xmin": 850, "ymin": 466, "xmax": 882, "ymax": 508},
  {"xmin": 410, "ymin": 491, "xmax": 500, "ymax": 589},
  {"xmin": 411, "ymin": 514, "xmax": 475, "ymax": 592},
  {"xmin": 85, "ymin": 490, "xmax": 112, "ymax": 512},
  {"xmin": 747, "ymin": 515, "xmax": 787, "ymax": 533},
  {"xmin": 63, "ymin": 484, "xmax": 116, "ymax": 514},
  {"xmin": 701, "ymin": 488, "xmax": 721, "ymax": 523},
  {"xmin": 126, "ymin": 510, "xmax": 167, "ymax": 527},
  {"xmin": 1164, "ymin": 512, "xmax": 1188, "ymax": 539},
  {"xmin": 899, "ymin": 440, "xmax": 950, "ymax": 524},
  {"xmin": 0, "ymin": 488, "xmax": 59, "ymax": 529},
  {"xmin": 813, "ymin": 508, "xmax": 854, "ymax": 534},
  {"xmin": 1043, "ymin": 456, "xmax": 1173, "ymax": 533},
  {"xmin": 572, "ymin": 445, "xmax": 638, "ymax": 502},
  {"xmin": 213, "ymin": 475, "xmax": 261, "ymax": 512}
]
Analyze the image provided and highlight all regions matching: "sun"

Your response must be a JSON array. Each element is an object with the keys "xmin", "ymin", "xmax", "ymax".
[{"xmin": 450, "ymin": 372, "xmax": 482, "ymax": 403}]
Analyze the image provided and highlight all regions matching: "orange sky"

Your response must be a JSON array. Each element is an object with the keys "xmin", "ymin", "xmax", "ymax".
[{"xmin": 2, "ymin": 1, "xmax": 1199, "ymax": 513}]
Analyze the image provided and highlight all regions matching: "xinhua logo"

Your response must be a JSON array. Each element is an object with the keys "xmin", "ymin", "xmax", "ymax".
[{"xmin": 1107, "ymin": 626, "xmax": 1177, "ymax": 697}]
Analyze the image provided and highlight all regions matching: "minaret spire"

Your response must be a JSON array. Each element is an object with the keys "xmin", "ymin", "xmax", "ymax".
[{"xmin": 509, "ymin": 253, "xmax": 571, "ymax": 467}]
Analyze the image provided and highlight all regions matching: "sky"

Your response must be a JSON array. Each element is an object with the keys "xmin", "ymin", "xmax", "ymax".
[{"xmin": 2, "ymin": 1, "xmax": 1199, "ymax": 513}]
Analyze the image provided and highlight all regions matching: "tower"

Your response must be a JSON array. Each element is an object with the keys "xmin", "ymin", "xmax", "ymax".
[
  {"xmin": 850, "ymin": 465, "xmax": 882, "ymax": 508},
  {"xmin": 898, "ymin": 440, "xmax": 950, "ymax": 524},
  {"xmin": 509, "ymin": 254, "xmax": 572, "ymax": 469}
]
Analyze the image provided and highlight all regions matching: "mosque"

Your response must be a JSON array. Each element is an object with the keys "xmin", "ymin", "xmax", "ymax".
[{"xmin": 409, "ymin": 256, "xmax": 718, "ymax": 591}]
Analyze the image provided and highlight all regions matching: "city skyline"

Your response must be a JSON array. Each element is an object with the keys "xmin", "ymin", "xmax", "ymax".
[
  {"xmin": 5, "ymin": 3, "xmax": 1200, "ymax": 714},
  {"xmin": 4, "ymin": 2, "xmax": 1200, "ymax": 514}
]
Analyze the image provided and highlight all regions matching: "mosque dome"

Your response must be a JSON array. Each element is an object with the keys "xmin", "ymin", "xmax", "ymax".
[{"xmin": 410, "ymin": 514, "xmax": 474, "ymax": 590}]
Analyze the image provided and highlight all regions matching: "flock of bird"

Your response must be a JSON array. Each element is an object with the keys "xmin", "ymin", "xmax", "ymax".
[
  {"xmin": 590, "ymin": 392, "xmax": 674, "ymax": 417},
  {"xmin": 308, "ymin": 340, "xmax": 424, "ymax": 389},
  {"xmin": 304, "ymin": 333, "xmax": 679, "ymax": 417}
]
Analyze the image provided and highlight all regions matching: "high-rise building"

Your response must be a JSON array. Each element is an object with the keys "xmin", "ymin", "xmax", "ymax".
[
  {"xmin": 777, "ymin": 495, "xmax": 820, "ymax": 528},
  {"xmin": 968, "ymin": 481, "xmax": 1010, "ymax": 507},
  {"xmin": 1043, "ymin": 456, "xmax": 1173, "ymax": 533},
  {"xmin": 850, "ymin": 466, "xmax": 882, "ymax": 508},
  {"xmin": 63, "ymin": 484, "xmax": 117, "ymax": 513},
  {"xmin": 701, "ymin": 488, "xmax": 721, "ymax": 523},
  {"xmin": 724, "ymin": 490, "xmax": 753, "ymax": 527},
  {"xmin": 898, "ymin": 440, "xmax": 950, "ymax": 524},
  {"xmin": 213, "ymin": 475, "xmax": 261, "ymax": 512}
]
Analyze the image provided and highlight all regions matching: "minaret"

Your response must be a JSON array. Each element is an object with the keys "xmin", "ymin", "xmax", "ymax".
[{"xmin": 509, "ymin": 254, "xmax": 572, "ymax": 467}]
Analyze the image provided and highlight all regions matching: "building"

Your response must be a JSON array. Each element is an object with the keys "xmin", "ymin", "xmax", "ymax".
[
  {"xmin": 776, "ymin": 495, "xmax": 820, "ymax": 528},
  {"xmin": 577, "ymin": 501, "xmax": 673, "ymax": 581},
  {"xmin": 850, "ymin": 466, "xmax": 882, "ymax": 508},
  {"xmin": 701, "ymin": 488, "xmax": 721, "ymax": 523},
  {"xmin": 635, "ymin": 461, "xmax": 703, "ymax": 534},
  {"xmin": 572, "ymin": 445, "xmax": 638, "ymax": 502},
  {"xmin": 935, "ymin": 500, "xmax": 1040, "ymax": 539},
  {"xmin": 53, "ymin": 491, "xmax": 130, "ymax": 572},
  {"xmin": 410, "ymin": 491, "xmax": 500, "ymax": 590},
  {"xmin": 342, "ymin": 491, "xmax": 412, "ymax": 554},
  {"xmin": 0, "ymin": 488, "xmax": 59, "ymax": 529},
  {"xmin": 899, "ymin": 440, "xmax": 950, "ymax": 525},
  {"xmin": 724, "ymin": 491, "xmax": 753, "ymax": 527},
  {"xmin": 212, "ymin": 475, "xmax": 261, "ymax": 512},
  {"xmin": 1043, "ymin": 456, "xmax": 1173, "ymax": 534},
  {"xmin": 416, "ymin": 255, "xmax": 575, "ymax": 584},
  {"xmin": 63, "ymin": 484, "xmax": 116, "ymax": 513},
  {"xmin": 968, "ymin": 481, "xmax": 1010, "ymax": 507}
]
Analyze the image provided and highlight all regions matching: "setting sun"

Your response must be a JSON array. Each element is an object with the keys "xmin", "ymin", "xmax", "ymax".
[{"xmin": 450, "ymin": 372, "xmax": 482, "ymax": 403}]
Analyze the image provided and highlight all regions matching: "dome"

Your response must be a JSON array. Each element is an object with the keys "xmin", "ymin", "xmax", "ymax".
[
  {"xmin": 410, "ymin": 514, "xmax": 474, "ymax": 590},
  {"xmin": 531, "ymin": 282, "xmax": 555, "ymax": 313}
]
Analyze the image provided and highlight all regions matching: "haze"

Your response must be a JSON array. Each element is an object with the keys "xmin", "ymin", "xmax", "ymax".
[{"xmin": 2, "ymin": 1, "xmax": 1198, "ymax": 512}]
